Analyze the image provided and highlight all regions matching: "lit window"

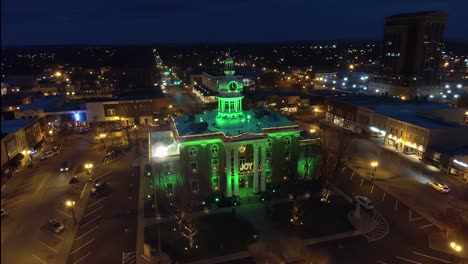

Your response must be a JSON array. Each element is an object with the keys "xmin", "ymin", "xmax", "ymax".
[
  {"xmin": 211, "ymin": 158, "xmax": 219, "ymax": 169},
  {"xmin": 107, "ymin": 109, "xmax": 116, "ymax": 116},
  {"xmin": 189, "ymin": 147, "xmax": 197, "ymax": 157},
  {"xmin": 191, "ymin": 161, "xmax": 198, "ymax": 172},
  {"xmin": 211, "ymin": 145, "xmax": 219, "ymax": 154},
  {"xmin": 267, "ymin": 139, "xmax": 272, "ymax": 148},
  {"xmin": 284, "ymin": 136, "xmax": 291, "ymax": 145}
]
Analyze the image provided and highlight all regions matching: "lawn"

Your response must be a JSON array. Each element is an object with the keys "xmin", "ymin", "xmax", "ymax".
[
  {"xmin": 271, "ymin": 195, "xmax": 354, "ymax": 239},
  {"xmin": 145, "ymin": 212, "xmax": 257, "ymax": 262}
]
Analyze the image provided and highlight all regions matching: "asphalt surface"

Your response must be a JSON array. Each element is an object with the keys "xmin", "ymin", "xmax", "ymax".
[{"xmin": 1, "ymin": 132, "xmax": 104, "ymax": 264}]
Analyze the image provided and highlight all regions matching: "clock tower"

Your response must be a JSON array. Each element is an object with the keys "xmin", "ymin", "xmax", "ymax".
[{"xmin": 216, "ymin": 55, "xmax": 245, "ymax": 127}]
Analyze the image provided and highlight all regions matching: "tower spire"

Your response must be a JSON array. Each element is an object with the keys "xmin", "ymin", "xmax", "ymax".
[{"xmin": 224, "ymin": 51, "xmax": 235, "ymax": 76}]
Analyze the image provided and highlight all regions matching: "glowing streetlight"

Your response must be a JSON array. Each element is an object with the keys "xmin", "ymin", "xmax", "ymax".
[
  {"xmin": 99, "ymin": 133, "xmax": 107, "ymax": 149},
  {"xmin": 370, "ymin": 161, "xmax": 378, "ymax": 181},
  {"xmin": 450, "ymin": 242, "xmax": 462, "ymax": 252},
  {"xmin": 84, "ymin": 163, "xmax": 94, "ymax": 182},
  {"xmin": 66, "ymin": 200, "xmax": 76, "ymax": 224},
  {"xmin": 54, "ymin": 71, "xmax": 62, "ymax": 77}
]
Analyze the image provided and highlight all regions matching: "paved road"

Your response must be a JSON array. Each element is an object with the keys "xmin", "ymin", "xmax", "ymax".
[
  {"xmin": 66, "ymin": 147, "xmax": 140, "ymax": 264},
  {"xmin": 1, "ymin": 132, "xmax": 104, "ymax": 264}
]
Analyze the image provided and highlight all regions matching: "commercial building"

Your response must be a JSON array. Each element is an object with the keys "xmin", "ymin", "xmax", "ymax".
[
  {"xmin": 149, "ymin": 56, "xmax": 318, "ymax": 200},
  {"xmin": 325, "ymin": 95, "xmax": 468, "ymax": 181},
  {"xmin": 373, "ymin": 11, "xmax": 447, "ymax": 97},
  {"xmin": 1, "ymin": 119, "xmax": 43, "ymax": 183}
]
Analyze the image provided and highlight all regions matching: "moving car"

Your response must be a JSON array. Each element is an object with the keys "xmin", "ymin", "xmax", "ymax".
[
  {"xmin": 60, "ymin": 161, "xmax": 71, "ymax": 172},
  {"xmin": 428, "ymin": 181, "xmax": 450, "ymax": 193},
  {"xmin": 354, "ymin": 196, "xmax": 374, "ymax": 210},
  {"xmin": 40, "ymin": 150, "xmax": 58, "ymax": 160},
  {"xmin": 90, "ymin": 182, "xmax": 111, "ymax": 198},
  {"xmin": 48, "ymin": 219, "xmax": 64, "ymax": 233}
]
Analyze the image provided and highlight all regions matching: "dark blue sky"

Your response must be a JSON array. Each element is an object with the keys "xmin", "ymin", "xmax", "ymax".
[{"xmin": 2, "ymin": 0, "xmax": 467, "ymax": 45}]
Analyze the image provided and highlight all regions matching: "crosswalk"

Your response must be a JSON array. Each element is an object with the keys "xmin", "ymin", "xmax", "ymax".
[{"xmin": 364, "ymin": 211, "xmax": 389, "ymax": 242}]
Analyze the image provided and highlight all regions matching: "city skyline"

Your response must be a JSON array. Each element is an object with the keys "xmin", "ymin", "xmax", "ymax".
[{"xmin": 2, "ymin": 0, "xmax": 468, "ymax": 46}]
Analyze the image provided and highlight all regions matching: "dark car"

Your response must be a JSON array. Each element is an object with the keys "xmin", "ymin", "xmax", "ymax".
[
  {"xmin": 90, "ymin": 182, "xmax": 111, "ymax": 198},
  {"xmin": 48, "ymin": 219, "xmax": 64, "ymax": 233},
  {"xmin": 52, "ymin": 146, "xmax": 62, "ymax": 153},
  {"xmin": 106, "ymin": 150, "xmax": 124, "ymax": 159},
  {"xmin": 60, "ymin": 161, "xmax": 71, "ymax": 172}
]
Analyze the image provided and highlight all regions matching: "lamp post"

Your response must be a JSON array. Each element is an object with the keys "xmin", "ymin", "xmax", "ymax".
[
  {"xmin": 99, "ymin": 133, "xmax": 107, "ymax": 150},
  {"xmin": 450, "ymin": 241, "xmax": 463, "ymax": 263},
  {"xmin": 66, "ymin": 200, "xmax": 76, "ymax": 224},
  {"xmin": 370, "ymin": 161, "xmax": 378, "ymax": 181},
  {"xmin": 84, "ymin": 163, "xmax": 94, "ymax": 182}
]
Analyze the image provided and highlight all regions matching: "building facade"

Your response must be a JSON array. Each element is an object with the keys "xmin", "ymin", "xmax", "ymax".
[{"xmin": 149, "ymin": 57, "xmax": 318, "ymax": 200}]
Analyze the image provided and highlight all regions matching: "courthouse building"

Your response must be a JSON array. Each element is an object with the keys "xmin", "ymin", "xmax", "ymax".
[{"xmin": 149, "ymin": 56, "xmax": 318, "ymax": 199}]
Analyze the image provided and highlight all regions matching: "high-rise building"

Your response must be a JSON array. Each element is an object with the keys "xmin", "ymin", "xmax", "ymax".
[{"xmin": 381, "ymin": 11, "xmax": 447, "ymax": 86}]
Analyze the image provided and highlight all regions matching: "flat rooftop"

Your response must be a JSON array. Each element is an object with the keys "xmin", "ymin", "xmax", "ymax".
[
  {"xmin": 1, "ymin": 119, "xmax": 36, "ymax": 134},
  {"xmin": 174, "ymin": 109, "xmax": 297, "ymax": 137}
]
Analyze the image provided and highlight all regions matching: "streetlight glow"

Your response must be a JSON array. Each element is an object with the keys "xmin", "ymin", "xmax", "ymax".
[
  {"xmin": 450, "ymin": 241, "xmax": 463, "ymax": 252},
  {"xmin": 370, "ymin": 161, "xmax": 379, "ymax": 167}
]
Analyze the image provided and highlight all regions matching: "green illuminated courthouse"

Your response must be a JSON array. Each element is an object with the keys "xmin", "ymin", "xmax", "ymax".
[{"xmin": 149, "ymin": 56, "xmax": 318, "ymax": 198}]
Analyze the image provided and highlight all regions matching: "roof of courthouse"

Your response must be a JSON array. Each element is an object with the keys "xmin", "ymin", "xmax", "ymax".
[
  {"xmin": 1, "ymin": 119, "xmax": 37, "ymax": 134},
  {"xmin": 173, "ymin": 109, "xmax": 297, "ymax": 138}
]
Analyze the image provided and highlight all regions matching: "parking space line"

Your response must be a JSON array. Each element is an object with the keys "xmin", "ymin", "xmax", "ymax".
[
  {"xmin": 72, "ymin": 251, "xmax": 92, "ymax": 264},
  {"xmin": 395, "ymin": 256, "xmax": 422, "ymax": 264},
  {"xmin": 39, "ymin": 240, "xmax": 57, "ymax": 253},
  {"xmin": 32, "ymin": 254, "xmax": 48, "ymax": 264},
  {"xmin": 79, "ymin": 215, "xmax": 101, "ymax": 229},
  {"xmin": 412, "ymin": 252, "xmax": 450, "ymax": 263},
  {"xmin": 71, "ymin": 238, "xmax": 96, "ymax": 255},
  {"xmin": 94, "ymin": 171, "xmax": 112, "ymax": 182},
  {"xmin": 409, "ymin": 217, "xmax": 424, "ymax": 222},
  {"xmin": 98, "ymin": 177, "xmax": 111, "ymax": 183},
  {"xmin": 83, "ymin": 206, "xmax": 104, "ymax": 218},
  {"xmin": 88, "ymin": 197, "xmax": 107, "ymax": 208},
  {"xmin": 51, "ymin": 233, "xmax": 63, "ymax": 240},
  {"xmin": 80, "ymin": 182, "xmax": 89, "ymax": 199},
  {"xmin": 76, "ymin": 226, "xmax": 98, "ymax": 240},
  {"xmin": 376, "ymin": 261, "xmax": 388, "ymax": 264},
  {"xmin": 56, "ymin": 209, "xmax": 71, "ymax": 217},
  {"xmin": 419, "ymin": 224, "xmax": 433, "ymax": 229}
]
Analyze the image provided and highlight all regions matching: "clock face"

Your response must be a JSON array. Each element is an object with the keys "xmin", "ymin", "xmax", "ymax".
[{"xmin": 228, "ymin": 81, "xmax": 238, "ymax": 92}]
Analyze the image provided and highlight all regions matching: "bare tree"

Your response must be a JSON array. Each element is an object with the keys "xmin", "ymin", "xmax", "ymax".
[
  {"xmin": 290, "ymin": 199, "xmax": 304, "ymax": 226},
  {"xmin": 180, "ymin": 213, "xmax": 198, "ymax": 249}
]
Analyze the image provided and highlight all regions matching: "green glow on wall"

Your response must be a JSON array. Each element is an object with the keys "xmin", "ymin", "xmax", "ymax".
[
  {"xmin": 267, "ymin": 131, "xmax": 300, "ymax": 138},
  {"xmin": 297, "ymin": 156, "xmax": 318, "ymax": 180},
  {"xmin": 179, "ymin": 138, "xmax": 223, "ymax": 147}
]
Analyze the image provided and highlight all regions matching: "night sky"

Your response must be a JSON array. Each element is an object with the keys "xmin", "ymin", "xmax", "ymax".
[{"xmin": 2, "ymin": 0, "xmax": 467, "ymax": 46}]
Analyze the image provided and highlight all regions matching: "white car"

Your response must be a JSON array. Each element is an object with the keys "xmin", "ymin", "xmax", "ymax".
[
  {"xmin": 40, "ymin": 150, "xmax": 58, "ymax": 160},
  {"xmin": 354, "ymin": 196, "xmax": 374, "ymax": 210},
  {"xmin": 428, "ymin": 181, "xmax": 450, "ymax": 193}
]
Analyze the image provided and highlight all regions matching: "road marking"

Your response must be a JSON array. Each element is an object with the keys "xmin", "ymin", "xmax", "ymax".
[
  {"xmin": 83, "ymin": 206, "xmax": 104, "ymax": 218},
  {"xmin": 79, "ymin": 215, "xmax": 101, "ymax": 229},
  {"xmin": 56, "ymin": 209, "xmax": 71, "ymax": 217},
  {"xmin": 71, "ymin": 238, "xmax": 96, "ymax": 255},
  {"xmin": 75, "ymin": 226, "xmax": 98, "ymax": 240},
  {"xmin": 98, "ymin": 177, "xmax": 111, "ymax": 184},
  {"xmin": 32, "ymin": 254, "xmax": 48, "ymax": 264},
  {"xmin": 72, "ymin": 251, "xmax": 92, "ymax": 264},
  {"xmin": 376, "ymin": 262, "xmax": 388, "ymax": 264},
  {"xmin": 409, "ymin": 217, "xmax": 424, "ymax": 222},
  {"xmin": 412, "ymin": 252, "xmax": 450, "ymax": 263},
  {"xmin": 39, "ymin": 240, "xmax": 57, "ymax": 253},
  {"xmin": 395, "ymin": 256, "xmax": 422, "ymax": 264},
  {"xmin": 88, "ymin": 197, "xmax": 107, "ymax": 208},
  {"xmin": 94, "ymin": 171, "xmax": 112, "ymax": 182},
  {"xmin": 51, "ymin": 232, "xmax": 63, "ymax": 240},
  {"xmin": 80, "ymin": 182, "xmax": 88, "ymax": 199},
  {"xmin": 419, "ymin": 224, "xmax": 434, "ymax": 229}
]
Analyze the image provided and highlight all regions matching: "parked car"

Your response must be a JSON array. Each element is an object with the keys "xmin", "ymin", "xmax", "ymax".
[
  {"xmin": 60, "ymin": 161, "xmax": 71, "ymax": 172},
  {"xmin": 354, "ymin": 196, "xmax": 374, "ymax": 210},
  {"xmin": 52, "ymin": 146, "xmax": 62, "ymax": 153},
  {"xmin": 428, "ymin": 181, "xmax": 450, "ymax": 193},
  {"xmin": 40, "ymin": 150, "xmax": 58, "ymax": 160},
  {"xmin": 48, "ymin": 219, "xmax": 64, "ymax": 233},
  {"xmin": 90, "ymin": 182, "xmax": 111, "ymax": 198},
  {"xmin": 106, "ymin": 150, "xmax": 124, "ymax": 159},
  {"xmin": 1, "ymin": 209, "xmax": 7, "ymax": 217}
]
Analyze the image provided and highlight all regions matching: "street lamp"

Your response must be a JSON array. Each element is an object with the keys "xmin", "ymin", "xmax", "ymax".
[
  {"xmin": 66, "ymin": 200, "xmax": 77, "ymax": 224},
  {"xmin": 450, "ymin": 241, "xmax": 463, "ymax": 263},
  {"xmin": 84, "ymin": 163, "xmax": 94, "ymax": 182},
  {"xmin": 370, "ymin": 161, "xmax": 378, "ymax": 181},
  {"xmin": 99, "ymin": 133, "xmax": 107, "ymax": 149}
]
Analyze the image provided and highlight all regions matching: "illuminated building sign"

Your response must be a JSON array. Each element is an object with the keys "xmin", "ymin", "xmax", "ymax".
[{"xmin": 239, "ymin": 161, "xmax": 261, "ymax": 174}]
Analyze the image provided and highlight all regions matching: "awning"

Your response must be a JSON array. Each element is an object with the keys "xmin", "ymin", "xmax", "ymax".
[
  {"xmin": 32, "ymin": 139, "xmax": 45, "ymax": 150},
  {"xmin": 9, "ymin": 153, "xmax": 25, "ymax": 166}
]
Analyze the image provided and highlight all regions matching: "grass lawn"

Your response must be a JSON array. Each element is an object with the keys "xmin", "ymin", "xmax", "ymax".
[
  {"xmin": 145, "ymin": 212, "xmax": 256, "ymax": 262},
  {"xmin": 271, "ymin": 195, "xmax": 354, "ymax": 239}
]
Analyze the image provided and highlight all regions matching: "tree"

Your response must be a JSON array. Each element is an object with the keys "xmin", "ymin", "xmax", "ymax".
[
  {"xmin": 180, "ymin": 213, "xmax": 198, "ymax": 249},
  {"xmin": 290, "ymin": 200, "xmax": 303, "ymax": 226}
]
